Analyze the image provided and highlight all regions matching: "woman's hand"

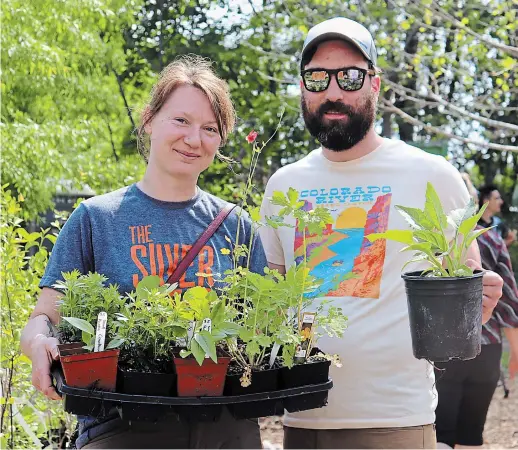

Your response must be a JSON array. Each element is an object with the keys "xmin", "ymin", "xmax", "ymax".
[{"xmin": 30, "ymin": 334, "xmax": 61, "ymax": 400}]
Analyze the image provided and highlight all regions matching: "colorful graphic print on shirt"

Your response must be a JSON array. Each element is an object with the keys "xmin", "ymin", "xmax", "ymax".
[
  {"xmin": 129, "ymin": 225, "xmax": 215, "ymax": 290},
  {"xmin": 294, "ymin": 185, "xmax": 392, "ymax": 300}
]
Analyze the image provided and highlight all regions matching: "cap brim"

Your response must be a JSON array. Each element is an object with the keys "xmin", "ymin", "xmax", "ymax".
[{"xmin": 301, "ymin": 32, "xmax": 372, "ymax": 68}]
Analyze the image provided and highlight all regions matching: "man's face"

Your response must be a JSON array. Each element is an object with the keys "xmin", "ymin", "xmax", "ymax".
[
  {"xmin": 301, "ymin": 40, "xmax": 380, "ymax": 151},
  {"xmin": 486, "ymin": 190, "xmax": 504, "ymax": 214}
]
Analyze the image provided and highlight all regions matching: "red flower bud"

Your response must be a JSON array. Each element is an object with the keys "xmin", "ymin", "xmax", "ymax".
[{"xmin": 246, "ymin": 130, "xmax": 258, "ymax": 144}]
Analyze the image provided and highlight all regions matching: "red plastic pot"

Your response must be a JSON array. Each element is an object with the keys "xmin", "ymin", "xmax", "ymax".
[
  {"xmin": 58, "ymin": 343, "xmax": 119, "ymax": 391},
  {"xmin": 173, "ymin": 356, "xmax": 231, "ymax": 397}
]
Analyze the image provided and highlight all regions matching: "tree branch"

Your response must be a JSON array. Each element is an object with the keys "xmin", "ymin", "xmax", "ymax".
[
  {"xmin": 384, "ymin": 79, "xmax": 518, "ymax": 133},
  {"xmin": 110, "ymin": 67, "xmax": 136, "ymax": 131},
  {"xmin": 428, "ymin": 0, "xmax": 518, "ymax": 57},
  {"xmin": 380, "ymin": 98, "xmax": 518, "ymax": 152}
]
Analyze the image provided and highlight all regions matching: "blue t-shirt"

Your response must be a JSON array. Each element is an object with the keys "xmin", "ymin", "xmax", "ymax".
[
  {"xmin": 40, "ymin": 183, "xmax": 267, "ymax": 293},
  {"xmin": 40, "ymin": 183, "xmax": 267, "ymax": 447}
]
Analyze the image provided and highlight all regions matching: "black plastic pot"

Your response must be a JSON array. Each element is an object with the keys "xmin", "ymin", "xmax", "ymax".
[
  {"xmin": 224, "ymin": 367, "xmax": 279, "ymax": 395},
  {"xmin": 284, "ymin": 391, "xmax": 329, "ymax": 413},
  {"xmin": 402, "ymin": 270, "xmax": 484, "ymax": 362},
  {"xmin": 279, "ymin": 360, "xmax": 331, "ymax": 389},
  {"xmin": 225, "ymin": 368, "xmax": 282, "ymax": 419},
  {"xmin": 117, "ymin": 368, "xmax": 176, "ymax": 396}
]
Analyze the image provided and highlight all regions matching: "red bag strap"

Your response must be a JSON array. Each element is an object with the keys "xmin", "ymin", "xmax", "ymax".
[{"xmin": 165, "ymin": 203, "xmax": 237, "ymax": 285}]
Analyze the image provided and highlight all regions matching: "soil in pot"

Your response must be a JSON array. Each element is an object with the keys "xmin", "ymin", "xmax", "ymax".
[
  {"xmin": 174, "ymin": 356, "xmax": 231, "ymax": 397},
  {"xmin": 279, "ymin": 348, "xmax": 331, "ymax": 389},
  {"xmin": 58, "ymin": 343, "xmax": 119, "ymax": 391},
  {"xmin": 402, "ymin": 270, "xmax": 484, "ymax": 362}
]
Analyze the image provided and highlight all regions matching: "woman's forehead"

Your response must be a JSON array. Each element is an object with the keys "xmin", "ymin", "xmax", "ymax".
[{"xmin": 162, "ymin": 85, "xmax": 217, "ymax": 122}]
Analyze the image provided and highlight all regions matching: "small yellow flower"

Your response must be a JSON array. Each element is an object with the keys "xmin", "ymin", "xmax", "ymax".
[{"xmin": 220, "ymin": 248, "xmax": 231, "ymax": 255}]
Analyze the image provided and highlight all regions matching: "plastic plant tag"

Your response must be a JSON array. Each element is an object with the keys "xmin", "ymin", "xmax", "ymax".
[
  {"xmin": 201, "ymin": 318, "xmax": 212, "ymax": 358},
  {"xmin": 201, "ymin": 318, "xmax": 212, "ymax": 333},
  {"xmin": 94, "ymin": 312, "xmax": 107, "ymax": 352},
  {"xmin": 269, "ymin": 342, "xmax": 281, "ymax": 368},
  {"xmin": 295, "ymin": 312, "xmax": 316, "ymax": 363},
  {"xmin": 187, "ymin": 321, "xmax": 195, "ymax": 345}
]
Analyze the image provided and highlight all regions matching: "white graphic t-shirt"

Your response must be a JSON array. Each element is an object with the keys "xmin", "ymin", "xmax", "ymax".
[{"xmin": 259, "ymin": 138, "xmax": 470, "ymax": 429}]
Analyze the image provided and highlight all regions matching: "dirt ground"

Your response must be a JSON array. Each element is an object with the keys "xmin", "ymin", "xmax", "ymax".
[{"xmin": 259, "ymin": 378, "xmax": 518, "ymax": 449}]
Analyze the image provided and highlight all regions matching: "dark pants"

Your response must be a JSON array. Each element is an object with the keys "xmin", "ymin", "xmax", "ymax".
[
  {"xmin": 81, "ymin": 407, "xmax": 262, "ymax": 449},
  {"xmin": 435, "ymin": 343, "xmax": 502, "ymax": 447},
  {"xmin": 284, "ymin": 425, "xmax": 436, "ymax": 449}
]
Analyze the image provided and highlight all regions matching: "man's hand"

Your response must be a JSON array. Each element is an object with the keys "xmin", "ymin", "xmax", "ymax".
[
  {"xmin": 467, "ymin": 259, "xmax": 502, "ymax": 324},
  {"xmin": 30, "ymin": 334, "xmax": 61, "ymax": 400}
]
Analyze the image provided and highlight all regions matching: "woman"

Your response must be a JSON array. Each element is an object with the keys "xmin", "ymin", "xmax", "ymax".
[{"xmin": 20, "ymin": 55, "xmax": 266, "ymax": 449}]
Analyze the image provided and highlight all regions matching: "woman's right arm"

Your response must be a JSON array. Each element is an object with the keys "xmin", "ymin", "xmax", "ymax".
[{"xmin": 20, "ymin": 288, "xmax": 63, "ymax": 400}]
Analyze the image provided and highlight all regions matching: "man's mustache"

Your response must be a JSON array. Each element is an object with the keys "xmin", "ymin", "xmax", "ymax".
[{"xmin": 318, "ymin": 101, "xmax": 353, "ymax": 118}]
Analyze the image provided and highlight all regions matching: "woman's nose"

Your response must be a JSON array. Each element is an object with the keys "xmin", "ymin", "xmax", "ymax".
[{"xmin": 184, "ymin": 129, "xmax": 202, "ymax": 148}]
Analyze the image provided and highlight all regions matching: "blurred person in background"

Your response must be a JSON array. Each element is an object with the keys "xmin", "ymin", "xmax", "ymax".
[{"xmin": 435, "ymin": 184, "xmax": 518, "ymax": 449}]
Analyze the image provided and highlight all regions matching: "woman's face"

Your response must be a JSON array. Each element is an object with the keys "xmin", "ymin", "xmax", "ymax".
[{"xmin": 145, "ymin": 84, "xmax": 222, "ymax": 180}]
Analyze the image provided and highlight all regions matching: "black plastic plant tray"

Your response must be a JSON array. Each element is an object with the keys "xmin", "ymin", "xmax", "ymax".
[{"xmin": 52, "ymin": 367, "xmax": 332, "ymax": 422}]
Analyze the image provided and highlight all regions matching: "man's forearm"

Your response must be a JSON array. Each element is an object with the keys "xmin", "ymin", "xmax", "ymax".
[{"xmin": 20, "ymin": 314, "xmax": 57, "ymax": 360}]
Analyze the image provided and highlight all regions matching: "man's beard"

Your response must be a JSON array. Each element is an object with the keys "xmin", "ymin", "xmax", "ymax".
[{"xmin": 301, "ymin": 93, "xmax": 376, "ymax": 151}]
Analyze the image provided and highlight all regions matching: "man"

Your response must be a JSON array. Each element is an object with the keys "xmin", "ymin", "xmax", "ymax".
[
  {"xmin": 435, "ymin": 185, "xmax": 518, "ymax": 448},
  {"xmin": 259, "ymin": 17, "xmax": 503, "ymax": 449}
]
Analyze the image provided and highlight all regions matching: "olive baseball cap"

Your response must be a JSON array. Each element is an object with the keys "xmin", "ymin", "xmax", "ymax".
[{"xmin": 301, "ymin": 17, "xmax": 378, "ymax": 69}]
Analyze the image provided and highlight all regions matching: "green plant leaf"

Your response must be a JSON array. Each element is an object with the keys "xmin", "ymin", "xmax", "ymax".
[
  {"xmin": 136, "ymin": 275, "xmax": 161, "ymax": 299},
  {"xmin": 239, "ymin": 328, "xmax": 254, "ymax": 342},
  {"xmin": 464, "ymin": 226, "xmax": 493, "ymax": 249},
  {"xmin": 401, "ymin": 253, "xmax": 429, "ymax": 271},
  {"xmin": 400, "ymin": 242, "xmax": 433, "ymax": 253},
  {"xmin": 453, "ymin": 265, "xmax": 474, "ymax": 277},
  {"xmin": 414, "ymin": 230, "xmax": 448, "ymax": 252},
  {"xmin": 190, "ymin": 336, "xmax": 206, "ymax": 366},
  {"xmin": 196, "ymin": 331, "xmax": 217, "ymax": 363},
  {"xmin": 395, "ymin": 206, "xmax": 434, "ymax": 230},
  {"xmin": 367, "ymin": 230, "xmax": 414, "ymax": 244},
  {"xmin": 105, "ymin": 338, "xmax": 125, "ymax": 349},
  {"xmin": 424, "ymin": 182, "xmax": 447, "ymax": 230},
  {"xmin": 270, "ymin": 191, "xmax": 289, "ymax": 207},
  {"xmin": 210, "ymin": 299, "xmax": 225, "ymax": 324},
  {"xmin": 183, "ymin": 286, "xmax": 210, "ymax": 318},
  {"xmin": 447, "ymin": 199, "xmax": 478, "ymax": 232},
  {"xmin": 180, "ymin": 349, "xmax": 192, "ymax": 358},
  {"xmin": 265, "ymin": 215, "xmax": 290, "ymax": 229},
  {"xmin": 287, "ymin": 187, "xmax": 300, "ymax": 205},
  {"xmin": 62, "ymin": 317, "xmax": 95, "ymax": 335},
  {"xmin": 458, "ymin": 202, "xmax": 488, "ymax": 237},
  {"xmin": 219, "ymin": 322, "xmax": 240, "ymax": 337}
]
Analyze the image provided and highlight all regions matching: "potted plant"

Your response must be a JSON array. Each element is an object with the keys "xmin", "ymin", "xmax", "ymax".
[
  {"xmin": 367, "ymin": 182, "xmax": 492, "ymax": 362},
  {"xmin": 171, "ymin": 286, "xmax": 240, "ymax": 397},
  {"xmin": 54, "ymin": 271, "xmax": 124, "ymax": 391},
  {"xmin": 114, "ymin": 276, "xmax": 181, "ymax": 396},
  {"xmin": 217, "ymin": 181, "xmax": 348, "ymax": 395}
]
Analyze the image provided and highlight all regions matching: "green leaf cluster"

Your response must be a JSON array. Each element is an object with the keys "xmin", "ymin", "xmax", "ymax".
[{"xmin": 367, "ymin": 182, "xmax": 492, "ymax": 277}]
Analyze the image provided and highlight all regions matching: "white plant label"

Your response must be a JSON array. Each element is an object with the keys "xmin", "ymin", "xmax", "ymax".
[
  {"xmin": 269, "ymin": 343, "xmax": 281, "ymax": 368},
  {"xmin": 187, "ymin": 321, "xmax": 195, "ymax": 344},
  {"xmin": 201, "ymin": 318, "xmax": 212, "ymax": 333},
  {"xmin": 201, "ymin": 318, "xmax": 212, "ymax": 358},
  {"xmin": 94, "ymin": 311, "xmax": 107, "ymax": 352}
]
